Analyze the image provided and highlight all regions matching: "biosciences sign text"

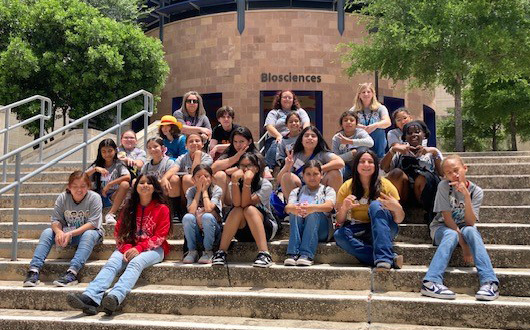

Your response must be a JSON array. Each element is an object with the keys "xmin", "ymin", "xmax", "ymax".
[{"xmin": 261, "ymin": 72, "xmax": 322, "ymax": 83}]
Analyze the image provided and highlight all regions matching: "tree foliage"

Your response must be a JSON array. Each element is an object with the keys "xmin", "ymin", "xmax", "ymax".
[
  {"xmin": 0, "ymin": 0, "xmax": 169, "ymax": 134},
  {"xmin": 437, "ymin": 108, "xmax": 495, "ymax": 152},
  {"xmin": 341, "ymin": 0, "xmax": 530, "ymax": 151},
  {"xmin": 81, "ymin": 0, "xmax": 150, "ymax": 22}
]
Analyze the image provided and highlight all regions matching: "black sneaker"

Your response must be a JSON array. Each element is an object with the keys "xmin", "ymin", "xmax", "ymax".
[
  {"xmin": 67, "ymin": 293, "xmax": 99, "ymax": 315},
  {"xmin": 53, "ymin": 270, "xmax": 78, "ymax": 287},
  {"xmin": 253, "ymin": 251, "xmax": 273, "ymax": 268},
  {"xmin": 212, "ymin": 250, "xmax": 227, "ymax": 266},
  {"xmin": 101, "ymin": 294, "xmax": 119, "ymax": 315},
  {"xmin": 23, "ymin": 270, "xmax": 40, "ymax": 287}
]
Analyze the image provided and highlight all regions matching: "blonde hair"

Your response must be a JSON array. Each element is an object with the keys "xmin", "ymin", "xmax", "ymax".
[
  {"xmin": 441, "ymin": 154, "xmax": 465, "ymax": 168},
  {"xmin": 179, "ymin": 91, "xmax": 206, "ymax": 117},
  {"xmin": 352, "ymin": 83, "xmax": 382, "ymax": 111}
]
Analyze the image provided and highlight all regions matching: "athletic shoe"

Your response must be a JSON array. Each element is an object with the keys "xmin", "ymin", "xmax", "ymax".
[
  {"xmin": 198, "ymin": 250, "xmax": 214, "ymax": 264},
  {"xmin": 420, "ymin": 281, "xmax": 456, "ymax": 300},
  {"xmin": 253, "ymin": 251, "xmax": 273, "ymax": 268},
  {"xmin": 283, "ymin": 255, "xmax": 298, "ymax": 266},
  {"xmin": 23, "ymin": 270, "xmax": 40, "ymax": 287},
  {"xmin": 101, "ymin": 294, "xmax": 119, "ymax": 315},
  {"xmin": 183, "ymin": 250, "xmax": 198, "ymax": 264},
  {"xmin": 393, "ymin": 254, "xmax": 404, "ymax": 269},
  {"xmin": 376, "ymin": 262, "xmax": 392, "ymax": 270},
  {"xmin": 212, "ymin": 250, "xmax": 227, "ymax": 266},
  {"xmin": 53, "ymin": 270, "xmax": 78, "ymax": 287},
  {"xmin": 475, "ymin": 281, "xmax": 500, "ymax": 301},
  {"xmin": 67, "ymin": 293, "xmax": 99, "ymax": 315},
  {"xmin": 105, "ymin": 213, "xmax": 117, "ymax": 225},
  {"xmin": 296, "ymin": 255, "xmax": 314, "ymax": 266}
]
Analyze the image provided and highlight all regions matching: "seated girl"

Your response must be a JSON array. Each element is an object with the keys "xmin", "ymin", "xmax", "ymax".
[
  {"xmin": 182, "ymin": 165, "xmax": 222, "ymax": 264},
  {"xmin": 381, "ymin": 120, "xmax": 442, "ymax": 224},
  {"xmin": 332, "ymin": 110, "xmax": 374, "ymax": 180},
  {"xmin": 212, "ymin": 152, "xmax": 277, "ymax": 268},
  {"xmin": 386, "ymin": 108, "xmax": 428, "ymax": 148},
  {"xmin": 275, "ymin": 111, "xmax": 302, "ymax": 172},
  {"xmin": 67, "ymin": 174, "xmax": 170, "ymax": 315},
  {"xmin": 86, "ymin": 139, "xmax": 130, "ymax": 224},
  {"xmin": 284, "ymin": 160, "xmax": 336, "ymax": 266},
  {"xmin": 23, "ymin": 171, "xmax": 103, "ymax": 287},
  {"xmin": 278, "ymin": 126, "xmax": 344, "ymax": 198},
  {"xmin": 334, "ymin": 149, "xmax": 404, "ymax": 269},
  {"xmin": 159, "ymin": 115, "xmax": 187, "ymax": 159},
  {"xmin": 117, "ymin": 130, "xmax": 146, "ymax": 180}
]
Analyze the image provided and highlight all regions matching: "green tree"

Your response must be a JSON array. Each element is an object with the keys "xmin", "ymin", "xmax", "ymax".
[
  {"xmin": 341, "ymin": 0, "xmax": 530, "ymax": 151},
  {"xmin": 81, "ymin": 0, "xmax": 149, "ymax": 22},
  {"xmin": 437, "ymin": 108, "xmax": 495, "ymax": 152},
  {"xmin": 0, "ymin": 0, "xmax": 169, "ymax": 134}
]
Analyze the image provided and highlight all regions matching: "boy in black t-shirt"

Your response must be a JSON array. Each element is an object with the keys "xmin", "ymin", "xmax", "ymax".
[{"xmin": 210, "ymin": 106, "xmax": 239, "ymax": 159}]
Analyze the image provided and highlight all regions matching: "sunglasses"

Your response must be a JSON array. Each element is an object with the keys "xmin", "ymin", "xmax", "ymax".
[{"xmin": 186, "ymin": 99, "xmax": 199, "ymax": 104}]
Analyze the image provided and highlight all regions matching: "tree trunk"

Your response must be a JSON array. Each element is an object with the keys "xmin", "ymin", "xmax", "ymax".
[
  {"xmin": 491, "ymin": 123, "xmax": 497, "ymax": 151},
  {"xmin": 454, "ymin": 79, "xmax": 464, "ymax": 152},
  {"xmin": 510, "ymin": 111, "xmax": 517, "ymax": 151}
]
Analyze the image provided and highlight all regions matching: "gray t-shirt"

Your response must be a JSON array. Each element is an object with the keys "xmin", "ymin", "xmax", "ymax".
[
  {"xmin": 51, "ymin": 190, "xmax": 104, "ymax": 238},
  {"xmin": 292, "ymin": 151, "xmax": 335, "ymax": 178},
  {"xmin": 185, "ymin": 185, "xmax": 223, "ymax": 219},
  {"xmin": 429, "ymin": 180, "xmax": 484, "ymax": 239},
  {"xmin": 175, "ymin": 151, "xmax": 213, "ymax": 174},
  {"xmin": 288, "ymin": 184, "xmax": 336, "ymax": 216},
  {"xmin": 331, "ymin": 129, "xmax": 374, "ymax": 162},
  {"xmin": 141, "ymin": 156, "xmax": 175, "ymax": 179},
  {"xmin": 387, "ymin": 128, "xmax": 428, "ymax": 148},
  {"xmin": 264, "ymin": 108, "xmax": 310, "ymax": 136},
  {"xmin": 276, "ymin": 134, "xmax": 298, "ymax": 164},
  {"xmin": 228, "ymin": 178, "xmax": 273, "ymax": 213},
  {"xmin": 351, "ymin": 105, "xmax": 389, "ymax": 126},
  {"xmin": 118, "ymin": 147, "xmax": 147, "ymax": 163},
  {"xmin": 87, "ymin": 161, "xmax": 129, "ymax": 194},
  {"xmin": 173, "ymin": 109, "xmax": 212, "ymax": 130}
]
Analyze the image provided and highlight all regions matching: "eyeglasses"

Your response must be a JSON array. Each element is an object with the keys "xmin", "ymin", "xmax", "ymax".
[
  {"xmin": 239, "ymin": 164, "xmax": 256, "ymax": 170},
  {"xmin": 281, "ymin": 96, "xmax": 293, "ymax": 100},
  {"xmin": 186, "ymin": 99, "xmax": 199, "ymax": 104}
]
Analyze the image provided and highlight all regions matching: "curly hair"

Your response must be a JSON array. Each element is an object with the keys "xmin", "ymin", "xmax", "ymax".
[{"xmin": 271, "ymin": 90, "xmax": 301, "ymax": 110}]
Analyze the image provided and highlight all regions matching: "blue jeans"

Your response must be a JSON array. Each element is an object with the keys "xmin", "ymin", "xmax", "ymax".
[
  {"xmin": 264, "ymin": 138, "xmax": 278, "ymax": 169},
  {"xmin": 84, "ymin": 247, "xmax": 164, "ymax": 305},
  {"xmin": 287, "ymin": 212, "xmax": 329, "ymax": 259},
  {"xmin": 29, "ymin": 228, "xmax": 101, "ymax": 273},
  {"xmin": 370, "ymin": 128, "xmax": 387, "ymax": 159},
  {"xmin": 334, "ymin": 201, "xmax": 398, "ymax": 266},
  {"xmin": 182, "ymin": 213, "xmax": 221, "ymax": 251},
  {"xmin": 424, "ymin": 225, "xmax": 498, "ymax": 285}
]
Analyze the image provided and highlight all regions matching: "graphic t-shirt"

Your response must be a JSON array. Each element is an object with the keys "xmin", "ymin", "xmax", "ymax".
[
  {"xmin": 141, "ymin": 156, "xmax": 176, "ymax": 179},
  {"xmin": 87, "ymin": 161, "xmax": 129, "ymax": 194},
  {"xmin": 51, "ymin": 190, "xmax": 104, "ymax": 237},
  {"xmin": 289, "ymin": 184, "xmax": 336, "ymax": 216}
]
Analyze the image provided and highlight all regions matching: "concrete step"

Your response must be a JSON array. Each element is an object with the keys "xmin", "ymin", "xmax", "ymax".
[
  {"xmin": 0, "ymin": 182, "xmax": 66, "ymax": 194},
  {"xmin": 456, "ymin": 156, "xmax": 530, "ymax": 164},
  {"xmin": 0, "ymin": 193, "xmax": 58, "ymax": 208},
  {"xmin": 1, "ymin": 162, "xmax": 83, "ymax": 172},
  {"xmin": 3, "ymin": 239, "xmax": 530, "ymax": 268},
  {"xmin": 3, "ymin": 222, "xmax": 529, "ymax": 247},
  {"xmin": 398, "ymin": 223, "xmax": 530, "ymax": 245},
  {"xmin": 0, "ymin": 282, "xmax": 528, "ymax": 329},
  {"xmin": 404, "ymin": 206, "xmax": 530, "ymax": 224},
  {"xmin": 468, "ymin": 175, "xmax": 530, "ymax": 189},
  {"xmin": 2, "ymin": 171, "xmax": 71, "ymax": 183},
  {"xmin": 1, "ymin": 260, "xmax": 529, "ymax": 298},
  {"xmin": 482, "ymin": 189, "xmax": 530, "ymax": 205},
  {"xmin": 466, "ymin": 163, "xmax": 530, "ymax": 175},
  {"xmin": 448, "ymin": 151, "xmax": 530, "ymax": 157}
]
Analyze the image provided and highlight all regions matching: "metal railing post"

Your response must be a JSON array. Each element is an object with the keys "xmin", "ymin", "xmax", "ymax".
[
  {"xmin": 116, "ymin": 104, "xmax": 122, "ymax": 140},
  {"xmin": 11, "ymin": 153, "xmax": 21, "ymax": 261},
  {"xmin": 82, "ymin": 120, "xmax": 88, "ymax": 170},
  {"xmin": 38, "ymin": 100, "xmax": 45, "ymax": 163},
  {"xmin": 2, "ymin": 108, "xmax": 10, "ymax": 182},
  {"xmin": 143, "ymin": 94, "xmax": 149, "ymax": 149}
]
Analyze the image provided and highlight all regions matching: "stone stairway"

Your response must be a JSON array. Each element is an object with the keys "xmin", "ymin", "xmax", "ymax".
[{"xmin": 0, "ymin": 154, "xmax": 529, "ymax": 329}]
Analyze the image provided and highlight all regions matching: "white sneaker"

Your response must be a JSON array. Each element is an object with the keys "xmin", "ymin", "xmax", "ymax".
[
  {"xmin": 421, "ymin": 281, "xmax": 456, "ymax": 300},
  {"xmin": 105, "ymin": 213, "xmax": 117, "ymax": 225},
  {"xmin": 475, "ymin": 282, "xmax": 500, "ymax": 301},
  {"xmin": 198, "ymin": 251, "xmax": 214, "ymax": 264},
  {"xmin": 183, "ymin": 250, "xmax": 198, "ymax": 264},
  {"xmin": 284, "ymin": 255, "xmax": 298, "ymax": 266}
]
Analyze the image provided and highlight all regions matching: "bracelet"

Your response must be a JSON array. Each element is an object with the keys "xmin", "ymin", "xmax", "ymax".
[{"xmin": 243, "ymin": 183, "xmax": 252, "ymax": 188}]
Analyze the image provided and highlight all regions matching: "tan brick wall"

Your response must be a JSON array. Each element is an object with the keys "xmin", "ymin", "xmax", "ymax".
[{"xmin": 147, "ymin": 10, "xmax": 435, "ymax": 143}]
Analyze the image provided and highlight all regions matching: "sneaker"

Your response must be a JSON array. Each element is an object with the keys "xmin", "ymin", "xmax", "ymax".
[
  {"xmin": 101, "ymin": 294, "xmax": 119, "ymax": 315},
  {"xmin": 284, "ymin": 255, "xmax": 298, "ymax": 266},
  {"xmin": 420, "ymin": 281, "xmax": 456, "ymax": 300},
  {"xmin": 253, "ymin": 251, "xmax": 273, "ymax": 268},
  {"xmin": 172, "ymin": 214, "xmax": 181, "ymax": 224},
  {"xmin": 183, "ymin": 250, "xmax": 198, "ymax": 264},
  {"xmin": 53, "ymin": 270, "xmax": 78, "ymax": 287},
  {"xmin": 23, "ymin": 270, "xmax": 40, "ymax": 287},
  {"xmin": 198, "ymin": 250, "xmax": 214, "ymax": 264},
  {"xmin": 393, "ymin": 255, "xmax": 404, "ymax": 269},
  {"xmin": 376, "ymin": 262, "xmax": 392, "ymax": 270},
  {"xmin": 296, "ymin": 255, "xmax": 314, "ymax": 266},
  {"xmin": 212, "ymin": 250, "xmax": 227, "ymax": 266},
  {"xmin": 475, "ymin": 281, "xmax": 500, "ymax": 301},
  {"xmin": 105, "ymin": 213, "xmax": 117, "ymax": 225},
  {"xmin": 67, "ymin": 293, "xmax": 99, "ymax": 315}
]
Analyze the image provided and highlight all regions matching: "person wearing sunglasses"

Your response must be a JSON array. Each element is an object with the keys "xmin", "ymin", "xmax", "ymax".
[{"xmin": 173, "ymin": 91, "xmax": 212, "ymax": 142}]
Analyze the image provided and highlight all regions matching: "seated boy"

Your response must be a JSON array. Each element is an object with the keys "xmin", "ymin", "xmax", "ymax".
[{"xmin": 421, "ymin": 155, "xmax": 499, "ymax": 301}]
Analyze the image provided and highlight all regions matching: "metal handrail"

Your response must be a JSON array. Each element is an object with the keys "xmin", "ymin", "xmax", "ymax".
[
  {"xmin": 0, "ymin": 95, "xmax": 53, "ymax": 182},
  {"xmin": 257, "ymin": 131, "xmax": 269, "ymax": 153},
  {"xmin": 0, "ymin": 90, "xmax": 154, "ymax": 261}
]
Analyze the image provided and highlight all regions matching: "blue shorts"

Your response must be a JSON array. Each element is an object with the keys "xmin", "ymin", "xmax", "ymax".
[{"xmin": 100, "ymin": 190, "xmax": 115, "ymax": 208}]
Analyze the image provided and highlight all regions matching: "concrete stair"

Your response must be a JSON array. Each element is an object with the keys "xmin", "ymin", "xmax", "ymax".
[{"xmin": 0, "ymin": 153, "xmax": 528, "ymax": 329}]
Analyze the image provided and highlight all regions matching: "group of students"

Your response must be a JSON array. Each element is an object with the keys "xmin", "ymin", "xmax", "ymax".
[{"xmin": 21, "ymin": 84, "xmax": 499, "ymax": 317}]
